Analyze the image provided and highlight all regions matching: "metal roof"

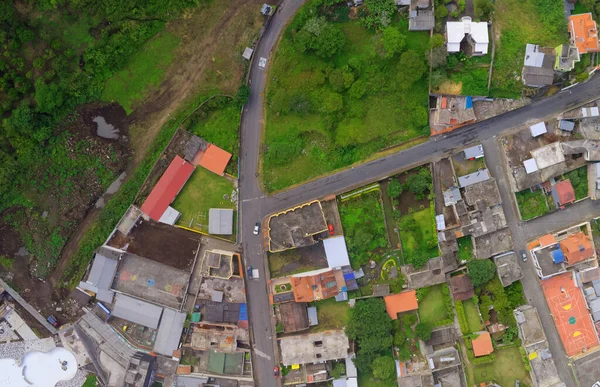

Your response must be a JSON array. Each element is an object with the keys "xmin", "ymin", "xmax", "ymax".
[
  {"xmin": 524, "ymin": 158, "xmax": 539, "ymax": 174},
  {"xmin": 158, "ymin": 206, "xmax": 181, "ymax": 226},
  {"xmin": 208, "ymin": 208, "xmax": 234, "ymax": 235},
  {"xmin": 524, "ymin": 44, "xmax": 545, "ymax": 67},
  {"xmin": 153, "ymin": 308, "xmax": 186, "ymax": 356},
  {"xmin": 559, "ymin": 120, "xmax": 575, "ymax": 131},
  {"xmin": 323, "ymin": 236, "xmax": 351, "ymax": 268},
  {"xmin": 307, "ymin": 306, "xmax": 318, "ymax": 326},
  {"xmin": 88, "ymin": 251, "xmax": 119, "ymax": 290},
  {"xmin": 435, "ymin": 214, "xmax": 446, "ymax": 231},
  {"xmin": 112, "ymin": 294, "xmax": 163, "ymax": 329},
  {"xmin": 530, "ymin": 122, "xmax": 547, "ymax": 137},
  {"xmin": 463, "ymin": 144, "xmax": 484, "ymax": 159},
  {"xmin": 457, "ymin": 169, "xmax": 490, "ymax": 187}
]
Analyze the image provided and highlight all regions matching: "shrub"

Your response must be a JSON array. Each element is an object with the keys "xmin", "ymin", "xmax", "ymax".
[
  {"xmin": 415, "ymin": 322, "xmax": 432, "ymax": 341},
  {"xmin": 387, "ymin": 179, "xmax": 403, "ymax": 198},
  {"xmin": 455, "ymin": 300, "xmax": 470, "ymax": 335},
  {"xmin": 402, "ymin": 313, "xmax": 417, "ymax": 327}
]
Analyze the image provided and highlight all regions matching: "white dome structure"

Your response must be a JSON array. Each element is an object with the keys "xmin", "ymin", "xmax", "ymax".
[{"xmin": 0, "ymin": 347, "xmax": 77, "ymax": 387}]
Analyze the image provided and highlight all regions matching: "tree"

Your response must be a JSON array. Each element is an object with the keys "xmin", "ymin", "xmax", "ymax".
[
  {"xmin": 428, "ymin": 46, "xmax": 448, "ymax": 69},
  {"xmin": 415, "ymin": 322, "xmax": 432, "ymax": 341},
  {"xmin": 295, "ymin": 17, "xmax": 346, "ymax": 58},
  {"xmin": 397, "ymin": 50, "xmax": 427, "ymax": 89},
  {"xmin": 404, "ymin": 172, "xmax": 431, "ymax": 199},
  {"xmin": 402, "ymin": 313, "xmax": 417, "ymax": 327},
  {"xmin": 330, "ymin": 361, "xmax": 346, "ymax": 379},
  {"xmin": 321, "ymin": 92, "xmax": 343, "ymax": 113},
  {"xmin": 430, "ymin": 34, "xmax": 445, "ymax": 49},
  {"xmin": 329, "ymin": 67, "xmax": 354, "ymax": 91},
  {"xmin": 412, "ymin": 249, "xmax": 431, "ymax": 269},
  {"xmin": 361, "ymin": 0, "xmax": 397, "ymax": 30},
  {"xmin": 372, "ymin": 356, "xmax": 396, "ymax": 381},
  {"xmin": 349, "ymin": 79, "xmax": 367, "ymax": 99},
  {"xmin": 381, "ymin": 27, "xmax": 405, "ymax": 58},
  {"xmin": 346, "ymin": 298, "xmax": 393, "ymax": 372},
  {"xmin": 387, "ymin": 179, "xmax": 403, "ymax": 198},
  {"xmin": 393, "ymin": 329, "xmax": 407, "ymax": 346},
  {"xmin": 475, "ymin": 0, "xmax": 493, "ymax": 20},
  {"xmin": 467, "ymin": 259, "xmax": 497, "ymax": 286}
]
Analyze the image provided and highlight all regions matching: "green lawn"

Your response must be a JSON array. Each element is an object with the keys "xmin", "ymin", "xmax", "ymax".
[
  {"xmin": 398, "ymin": 207, "xmax": 438, "ymax": 264},
  {"xmin": 82, "ymin": 374, "xmax": 97, "ymax": 387},
  {"xmin": 465, "ymin": 347, "xmax": 532, "ymax": 386},
  {"xmin": 452, "ymin": 155, "xmax": 487, "ymax": 176},
  {"xmin": 263, "ymin": 13, "xmax": 431, "ymax": 192},
  {"xmin": 187, "ymin": 102, "xmax": 241, "ymax": 176},
  {"xmin": 171, "ymin": 167, "xmax": 236, "ymax": 236},
  {"xmin": 339, "ymin": 191, "xmax": 390, "ymax": 269},
  {"xmin": 463, "ymin": 299, "xmax": 483, "ymax": 332},
  {"xmin": 418, "ymin": 284, "xmax": 451, "ymax": 326},
  {"xmin": 491, "ymin": 0, "xmax": 568, "ymax": 98},
  {"xmin": 515, "ymin": 189, "xmax": 549, "ymax": 220},
  {"xmin": 102, "ymin": 32, "xmax": 180, "ymax": 114},
  {"xmin": 358, "ymin": 372, "xmax": 397, "ymax": 387},
  {"xmin": 309, "ymin": 297, "xmax": 350, "ymax": 332},
  {"xmin": 457, "ymin": 236, "xmax": 473, "ymax": 261},
  {"xmin": 565, "ymin": 166, "xmax": 588, "ymax": 200}
]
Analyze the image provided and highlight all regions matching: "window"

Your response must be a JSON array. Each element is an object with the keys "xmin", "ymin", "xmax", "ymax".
[{"xmin": 314, "ymin": 340, "xmax": 323, "ymax": 347}]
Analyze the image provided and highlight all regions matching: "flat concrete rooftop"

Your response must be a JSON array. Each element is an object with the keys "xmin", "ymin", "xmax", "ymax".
[{"xmin": 268, "ymin": 201, "xmax": 328, "ymax": 252}]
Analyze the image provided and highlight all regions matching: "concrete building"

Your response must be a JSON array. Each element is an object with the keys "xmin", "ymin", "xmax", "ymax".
[
  {"xmin": 522, "ymin": 44, "xmax": 556, "ymax": 87},
  {"xmin": 446, "ymin": 17, "xmax": 489, "ymax": 56},
  {"xmin": 208, "ymin": 208, "xmax": 234, "ymax": 235},
  {"xmin": 278, "ymin": 330, "xmax": 350, "ymax": 366}
]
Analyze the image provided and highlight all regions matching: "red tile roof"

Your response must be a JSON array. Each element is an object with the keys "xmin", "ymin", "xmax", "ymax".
[
  {"xmin": 199, "ymin": 144, "xmax": 232, "ymax": 176},
  {"xmin": 141, "ymin": 156, "xmax": 194, "ymax": 221},
  {"xmin": 553, "ymin": 179, "xmax": 575, "ymax": 206},
  {"xmin": 560, "ymin": 232, "xmax": 594, "ymax": 265},
  {"xmin": 384, "ymin": 291, "xmax": 419, "ymax": 320},
  {"xmin": 569, "ymin": 13, "xmax": 600, "ymax": 54},
  {"xmin": 472, "ymin": 331, "xmax": 494, "ymax": 357}
]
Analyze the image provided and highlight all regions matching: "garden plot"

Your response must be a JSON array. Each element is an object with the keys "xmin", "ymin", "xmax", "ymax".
[
  {"xmin": 417, "ymin": 284, "xmax": 453, "ymax": 327},
  {"xmin": 463, "ymin": 346, "xmax": 532, "ymax": 387}
]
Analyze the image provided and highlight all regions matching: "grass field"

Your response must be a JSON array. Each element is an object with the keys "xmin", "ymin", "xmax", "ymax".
[
  {"xmin": 172, "ymin": 167, "xmax": 236, "ymax": 235},
  {"xmin": 515, "ymin": 189, "xmax": 549, "ymax": 220},
  {"xmin": 309, "ymin": 297, "xmax": 350, "ymax": 332},
  {"xmin": 463, "ymin": 299, "xmax": 483, "ymax": 332},
  {"xmin": 339, "ymin": 191, "xmax": 390, "ymax": 268},
  {"xmin": 82, "ymin": 374, "xmax": 97, "ymax": 387},
  {"xmin": 565, "ymin": 166, "xmax": 588, "ymax": 200},
  {"xmin": 418, "ymin": 285, "xmax": 451, "ymax": 325},
  {"xmin": 358, "ymin": 372, "xmax": 397, "ymax": 387},
  {"xmin": 398, "ymin": 207, "xmax": 438, "ymax": 264},
  {"xmin": 457, "ymin": 237, "xmax": 473, "ymax": 261},
  {"xmin": 491, "ymin": 0, "xmax": 568, "ymax": 98},
  {"xmin": 102, "ymin": 32, "xmax": 181, "ymax": 114},
  {"xmin": 263, "ymin": 13, "xmax": 431, "ymax": 192},
  {"xmin": 465, "ymin": 347, "xmax": 531, "ymax": 386},
  {"xmin": 188, "ymin": 102, "xmax": 241, "ymax": 176},
  {"xmin": 452, "ymin": 156, "xmax": 487, "ymax": 177}
]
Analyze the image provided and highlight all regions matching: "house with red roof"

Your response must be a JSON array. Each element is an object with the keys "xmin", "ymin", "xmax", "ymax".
[
  {"xmin": 551, "ymin": 179, "xmax": 575, "ymax": 208},
  {"xmin": 472, "ymin": 331, "xmax": 493, "ymax": 357},
  {"xmin": 384, "ymin": 291, "xmax": 419, "ymax": 320},
  {"xmin": 140, "ymin": 156, "xmax": 195, "ymax": 222},
  {"xmin": 198, "ymin": 144, "xmax": 232, "ymax": 176}
]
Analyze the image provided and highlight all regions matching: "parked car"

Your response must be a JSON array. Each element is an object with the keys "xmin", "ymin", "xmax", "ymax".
[
  {"xmin": 520, "ymin": 250, "xmax": 527, "ymax": 262},
  {"xmin": 253, "ymin": 222, "xmax": 260, "ymax": 235},
  {"xmin": 247, "ymin": 266, "xmax": 253, "ymax": 278},
  {"xmin": 327, "ymin": 223, "xmax": 334, "ymax": 235},
  {"xmin": 273, "ymin": 366, "xmax": 280, "ymax": 377},
  {"xmin": 47, "ymin": 315, "xmax": 60, "ymax": 328}
]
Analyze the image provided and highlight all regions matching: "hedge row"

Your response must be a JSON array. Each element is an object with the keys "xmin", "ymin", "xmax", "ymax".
[{"xmin": 455, "ymin": 300, "xmax": 469, "ymax": 335}]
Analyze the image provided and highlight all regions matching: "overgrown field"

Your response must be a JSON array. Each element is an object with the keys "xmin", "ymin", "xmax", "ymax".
[
  {"xmin": 515, "ymin": 189, "xmax": 549, "ymax": 220},
  {"xmin": 263, "ymin": 2, "xmax": 431, "ymax": 192},
  {"xmin": 491, "ymin": 0, "xmax": 568, "ymax": 97},
  {"xmin": 339, "ymin": 191, "xmax": 389, "ymax": 269}
]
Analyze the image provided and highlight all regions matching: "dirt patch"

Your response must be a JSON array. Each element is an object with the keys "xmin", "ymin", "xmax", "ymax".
[
  {"xmin": 437, "ymin": 80, "xmax": 463, "ymax": 95},
  {"xmin": 81, "ymin": 103, "xmax": 129, "ymax": 140},
  {"xmin": 0, "ymin": 222, "xmax": 21, "ymax": 257},
  {"xmin": 268, "ymin": 244, "xmax": 329, "ymax": 278}
]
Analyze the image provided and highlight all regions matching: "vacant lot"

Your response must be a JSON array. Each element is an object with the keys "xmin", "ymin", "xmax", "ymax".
[
  {"xmin": 172, "ymin": 168, "xmax": 237, "ymax": 236},
  {"xmin": 457, "ymin": 237, "xmax": 473, "ymax": 261},
  {"xmin": 452, "ymin": 153, "xmax": 486, "ymax": 177},
  {"xmin": 418, "ymin": 284, "xmax": 451, "ymax": 326},
  {"xmin": 464, "ymin": 299, "xmax": 483, "ymax": 332},
  {"xmin": 565, "ymin": 166, "xmax": 588, "ymax": 200},
  {"xmin": 465, "ymin": 347, "xmax": 531, "ymax": 386},
  {"xmin": 435, "ymin": 54, "xmax": 492, "ymax": 96},
  {"xmin": 515, "ymin": 189, "xmax": 549, "ymax": 220},
  {"xmin": 399, "ymin": 208, "xmax": 438, "ymax": 264},
  {"xmin": 102, "ymin": 32, "xmax": 181, "ymax": 114},
  {"xmin": 309, "ymin": 297, "xmax": 350, "ymax": 333},
  {"xmin": 491, "ymin": 0, "xmax": 567, "ymax": 97},
  {"xmin": 339, "ymin": 191, "xmax": 389, "ymax": 269},
  {"xmin": 263, "ymin": 8, "xmax": 431, "ymax": 192},
  {"xmin": 268, "ymin": 244, "xmax": 328, "ymax": 278}
]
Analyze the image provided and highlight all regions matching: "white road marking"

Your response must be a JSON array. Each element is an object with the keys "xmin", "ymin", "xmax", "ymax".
[
  {"xmin": 242, "ymin": 196, "xmax": 266, "ymax": 202},
  {"xmin": 254, "ymin": 348, "xmax": 272, "ymax": 360}
]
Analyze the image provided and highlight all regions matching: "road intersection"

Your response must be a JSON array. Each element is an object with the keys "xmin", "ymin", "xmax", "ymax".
[{"xmin": 239, "ymin": 1, "xmax": 600, "ymax": 385}]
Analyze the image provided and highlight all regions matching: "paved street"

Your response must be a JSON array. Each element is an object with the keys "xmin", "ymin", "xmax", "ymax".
[{"xmin": 238, "ymin": 2, "xmax": 600, "ymax": 385}]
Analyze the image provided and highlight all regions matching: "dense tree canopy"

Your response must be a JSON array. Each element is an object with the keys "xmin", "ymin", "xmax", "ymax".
[
  {"xmin": 381, "ymin": 26, "xmax": 406, "ymax": 58},
  {"xmin": 372, "ymin": 356, "xmax": 396, "ymax": 381},
  {"xmin": 294, "ymin": 16, "xmax": 346, "ymax": 58},
  {"xmin": 467, "ymin": 259, "xmax": 497, "ymax": 286}
]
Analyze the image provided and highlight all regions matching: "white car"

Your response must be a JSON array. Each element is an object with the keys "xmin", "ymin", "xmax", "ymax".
[
  {"xmin": 258, "ymin": 57, "xmax": 267, "ymax": 69},
  {"xmin": 253, "ymin": 222, "xmax": 260, "ymax": 235}
]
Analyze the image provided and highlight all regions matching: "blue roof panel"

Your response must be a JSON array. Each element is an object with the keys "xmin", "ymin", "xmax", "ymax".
[{"xmin": 238, "ymin": 303, "xmax": 248, "ymax": 321}]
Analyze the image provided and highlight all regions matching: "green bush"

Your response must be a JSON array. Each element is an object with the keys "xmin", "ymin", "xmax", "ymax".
[{"xmin": 455, "ymin": 300, "xmax": 470, "ymax": 335}]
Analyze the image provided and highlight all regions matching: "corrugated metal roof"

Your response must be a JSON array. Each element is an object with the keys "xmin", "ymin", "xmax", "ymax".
[
  {"xmin": 559, "ymin": 120, "xmax": 575, "ymax": 131},
  {"xmin": 346, "ymin": 354, "xmax": 358, "ymax": 378},
  {"xmin": 323, "ymin": 236, "xmax": 351, "ymax": 268},
  {"xmin": 307, "ymin": 306, "xmax": 318, "ymax": 326},
  {"xmin": 88, "ymin": 252, "xmax": 119, "ymax": 290},
  {"xmin": 457, "ymin": 169, "xmax": 490, "ymax": 187},
  {"xmin": 112, "ymin": 294, "xmax": 163, "ymax": 329},
  {"xmin": 530, "ymin": 122, "xmax": 547, "ymax": 137},
  {"xmin": 463, "ymin": 144, "xmax": 484, "ymax": 159},
  {"xmin": 159, "ymin": 206, "xmax": 181, "ymax": 226},
  {"xmin": 435, "ymin": 214, "xmax": 446, "ymax": 231},
  {"xmin": 524, "ymin": 158, "xmax": 538, "ymax": 174},
  {"xmin": 153, "ymin": 308, "xmax": 186, "ymax": 356},
  {"xmin": 208, "ymin": 208, "xmax": 234, "ymax": 235}
]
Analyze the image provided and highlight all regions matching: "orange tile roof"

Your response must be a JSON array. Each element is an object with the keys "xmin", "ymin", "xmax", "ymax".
[
  {"xmin": 542, "ymin": 272, "xmax": 600, "ymax": 356},
  {"xmin": 553, "ymin": 179, "xmax": 575, "ymax": 206},
  {"xmin": 291, "ymin": 270, "xmax": 339, "ymax": 302},
  {"xmin": 384, "ymin": 290, "xmax": 419, "ymax": 320},
  {"xmin": 539, "ymin": 234, "xmax": 557, "ymax": 248},
  {"xmin": 177, "ymin": 365, "xmax": 192, "ymax": 375},
  {"xmin": 560, "ymin": 232, "xmax": 594, "ymax": 265},
  {"xmin": 569, "ymin": 13, "xmax": 600, "ymax": 54},
  {"xmin": 472, "ymin": 331, "xmax": 494, "ymax": 357},
  {"xmin": 198, "ymin": 144, "xmax": 232, "ymax": 176}
]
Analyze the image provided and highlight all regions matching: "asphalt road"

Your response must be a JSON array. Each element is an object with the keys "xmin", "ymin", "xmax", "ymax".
[{"xmin": 239, "ymin": 2, "xmax": 600, "ymax": 385}]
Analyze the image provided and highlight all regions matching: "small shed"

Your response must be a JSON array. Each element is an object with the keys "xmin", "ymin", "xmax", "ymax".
[
  {"xmin": 530, "ymin": 122, "xmax": 547, "ymax": 137},
  {"xmin": 307, "ymin": 306, "xmax": 319, "ymax": 326},
  {"xmin": 582, "ymin": 107, "xmax": 600, "ymax": 117},
  {"xmin": 463, "ymin": 144, "xmax": 484, "ymax": 159},
  {"xmin": 323, "ymin": 236, "xmax": 351, "ymax": 269},
  {"xmin": 523, "ymin": 158, "xmax": 539, "ymax": 174},
  {"xmin": 159, "ymin": 206, "xmax": 181, "ymax": 226},
  {"xmin": 559, "ymin": 120, "xmax": 575, "ymax": 132},
  {"xmin": 208, "ymin": 208, "xmax": 234, "ymax": 235},
  {"xmin": 435, "ymin": 214, "xmax": 446, "ymax": 231},
  {"xmin": 242, "ymin": 47, "xmax": 254, "ymax": 60}
]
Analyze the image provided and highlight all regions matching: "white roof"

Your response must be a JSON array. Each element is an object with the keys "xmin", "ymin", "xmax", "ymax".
[
  {"xmin": 524, "ymin": 44, "xmax": 545, "ymax": 67},
  {"xmin": 159, "ymin": 206, "xmax": 180, "ymax": 225},
  {"xmin": 435, "ymin": 214, "xmax": 446, "ymax": 231},
  {"xmin": 464, "ymin": 144, "xmax": 484, "ymax": 159},
  {"xmin": 242, "ymin": 47, "xmax": 253, "ymax": 60},
  {"xmin": 447, "ymin": 17, "xmax": 489, "ymax": 54},
  {"xmin": 524, "ymin": 158, "xmax": 539, "ymax": 174},
  {"xmin": 583, "ymin": 107, "xmax": 600, "ymax": 117},
  {"xmin": 0, "ymin": 347, "xmax": 77, "ymax": 387},
  {"xmin": 531, "ymin": 142, "xmax": 566, "ymax": 169},
  {"xmin": 323, "ymin": 236, "xmax": 351, "ymax": 268},
  {"xmin": 529, "ymin": 122, "xmax": 547, "ymax": 137}
]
